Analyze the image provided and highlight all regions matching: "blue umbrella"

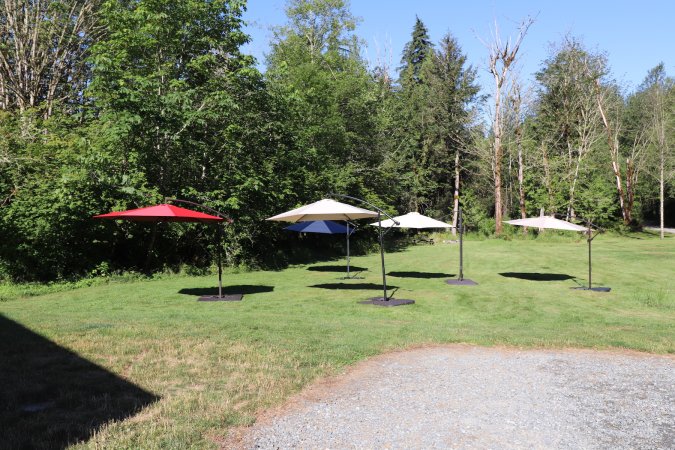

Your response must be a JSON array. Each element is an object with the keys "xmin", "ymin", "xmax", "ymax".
[{"xmin": 285, "ymin": 220, "xmax": 357, "ymax": 278}]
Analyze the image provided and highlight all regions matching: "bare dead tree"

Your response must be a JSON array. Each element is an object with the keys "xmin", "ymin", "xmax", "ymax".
[
  {"xmin": 0, "ymin": 0, "xmax": 101, "ymax": 117},
  {"xmin": 372, "ymin": 36, "xmax": 394, "ymax": 88},
  {"xmin": 592, "ymin": 76, "xmax": 651, "ymax": 226},
  {"xmin": 644, "ymin": 72, "xmax": 674, "ymax": 239},
  {"xmin": 506, "ymin": 80, "xmax": 528, "ymax": 232},
  {"xmin": 483, "ymin": 16, "xmax": 533, "ymax": 235}
]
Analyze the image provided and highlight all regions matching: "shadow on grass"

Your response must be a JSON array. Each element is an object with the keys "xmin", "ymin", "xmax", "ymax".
[
  {"xmin": 0, "ymin": 314, "xmax": 159, "ymax": 449},
  {"xmin": 310, "ymin": 283, "xmax": 398, "ymax": 290},
  {"xmin": 499, "ymin": 272, "xmax": 575, "ymax": 281},
  {"xmin": 388, "ymin": 271, "xmax": 455, "ymax": 279},
  {"xmin": 178, "ymin": 285, "xmax": 274, "ymax": 296},
  {"xmin": 307, "ymin": 265, "xmax": 369, "ymax": 273}
]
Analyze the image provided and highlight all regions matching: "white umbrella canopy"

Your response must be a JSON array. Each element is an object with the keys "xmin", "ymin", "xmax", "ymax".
[
  {"xmin": 370, "ymin": 211, "xmax": 453, "ymax": 229},
  {"xmin": 504, "ymin": 216, "xmax": 589, "ymax": 232},
  {"xmin": 266, "ymin": 198, "xmax": 378, "ymax": 223}
]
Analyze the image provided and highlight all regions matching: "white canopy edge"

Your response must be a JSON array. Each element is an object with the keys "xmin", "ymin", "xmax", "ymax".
[
  {"xmin": 370, "ymin": 211, "xmax": 454, "ymax": 229},
  {"xmin": 504, "ymin": 216, "xmax": 589, "ymax": 232}
]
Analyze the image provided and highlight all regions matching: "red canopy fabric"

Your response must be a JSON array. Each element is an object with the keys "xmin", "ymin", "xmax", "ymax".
[{"xmin": 94, "ymin": 204, "xmax": 223, "ymax": 223}]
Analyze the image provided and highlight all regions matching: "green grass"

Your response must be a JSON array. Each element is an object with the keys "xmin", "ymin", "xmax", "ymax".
[{"xmin": 1, "ymin": 232, "xmax": 673, "ymax": 448}]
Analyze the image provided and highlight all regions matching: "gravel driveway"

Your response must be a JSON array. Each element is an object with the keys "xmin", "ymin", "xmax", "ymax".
[
  {"xmin": 238, "ymin": 346, "xmax": 675, "ymax": 449},
  {"xmin": 645, "ymin": 226, "xmax": 675, "ymax": 234}
]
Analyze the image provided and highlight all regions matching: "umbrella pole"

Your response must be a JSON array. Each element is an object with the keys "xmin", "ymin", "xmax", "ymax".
[
  {"xmin": 378, "ymin": 211, "xmax": 388, "ymax": 301},
  {"xmin": 459, "ymin": 207, "xmax": 464, "ymax": 281},
  {"xmin": 217, "ymin": 223, "xmax": 223, "ymax": 298},
  {"xmin": 587, "ymin": 221, "xmax": 592, "ymax": 290},
  {"xmin": 346, "ymin": 222, "xmax": 350, "ymax": 279},
  {"xmin": 446, "ymin": 206, "xmax": 477, "ymax": 286}
]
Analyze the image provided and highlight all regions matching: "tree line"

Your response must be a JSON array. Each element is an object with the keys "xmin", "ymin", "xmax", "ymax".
[{"xmin": 1, "ymin": 0, "xmax": 673, "ymax": 281}]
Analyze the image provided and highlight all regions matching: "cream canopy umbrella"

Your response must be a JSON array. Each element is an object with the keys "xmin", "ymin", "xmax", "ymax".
[
  {"xmin": 267, "ymin": 198, "xmax": 378, "ymax": 222},
  {"xmin": 369, "ymin": 211, "xmax": 453, "ymax": 229},
  {"xmin": 268, "ymin": 197, "xmax": 413, "ymax": 305},
  {"xmin": 504, "ymin": 216, "xmax": 588, "ymax": 232},
  {"xmin": 504, "ymin": 215, "xmax": 609, "ymax": 292}
]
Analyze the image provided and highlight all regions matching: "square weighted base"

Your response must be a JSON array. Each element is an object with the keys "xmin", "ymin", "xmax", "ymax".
[
  {"xmin": 359, "ymin": 297, "xmax": 415, "ymax": 307},
  {"xmin": 572, "ymin": 286, "xmax": 611, "ymax": 292},
  {"xmin": 445, "ymin": 279, "xmax": 478, "ymax": 286},
  {"xmin": 198, "ymin": 294, "xmax": 243, "ymax": 302}
]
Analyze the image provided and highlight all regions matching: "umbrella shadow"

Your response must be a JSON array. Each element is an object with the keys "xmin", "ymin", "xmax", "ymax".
[
  {"xmin": 310, "ymin": 283, "xmax": 398, "ymax": 290},
  {"xmin": 499, "ymin": 272, "xmax": 575, "ymax": 281},
  {"xmin": 0, "ymin": 314, "xmax": 159, "ymax": 449},
  {"xmin": 388, "ymin": 271, "xmax": 455, "ymax": 279},
  {"xmin": 307, "ymin": 265, "xmax": 368, "ymax": 273},
  {"xmin": 178, "ymin": 285, "xmax": 274, "ymax": 296}
]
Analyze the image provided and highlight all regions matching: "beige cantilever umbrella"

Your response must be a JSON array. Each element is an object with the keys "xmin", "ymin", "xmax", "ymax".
[
  {"xmin": 504, "ymin": 216, "xmax": 588, "ymax": 232},
  {"xmin": 504, "ymin": 216, "xmax": 609, "ymax": 292},
  {"xmin": 369, "ymin": 211, "xmax": 453, "ymax": 229},
  {"xmin": 267, "ymin": 198, "xmax": 378, "ymax": 222},
  {"xmin": 268, "ymin": 198, "xmax": 413, "ymax": 306}
]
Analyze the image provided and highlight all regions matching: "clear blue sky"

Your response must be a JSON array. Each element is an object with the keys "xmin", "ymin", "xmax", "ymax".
[{"xmin": 242, "ymin": 0, "xmax": 674, "ymax": 93}]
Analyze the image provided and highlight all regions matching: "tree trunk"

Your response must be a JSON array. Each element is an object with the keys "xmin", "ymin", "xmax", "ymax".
[
  {"xmin": 595, "ymin": 80, "xmax": 630, "ymax": 225},
  {"xmin": 541, "ymin": 143, "xmax": 553, "ymax": 211},
  {"xmin": 493, "ymin": 74, "xmax": 503, "ymax": 235},
  {"xmin": 486, "ymin": 17, "xmax": 533, "ymax": 235},
  {"xmin": 625, "ymin": 158, "xmax": 635, "ymax": 225},
  {"xmin": 517, "ymin": 128, "xmax": 526, "ymax": 234},
  {"xmin": 567, "ymin": 154, "xmax": 582, "ymax": 220}
]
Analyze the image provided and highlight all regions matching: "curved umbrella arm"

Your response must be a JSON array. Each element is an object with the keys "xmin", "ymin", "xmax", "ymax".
[
  {"xmin": 327, "ymin": 193, "xmax": 400, "ymax": 225},
  {"xmin": 164, "ymin": 198, "xmax": 233, "ymax": 223}
]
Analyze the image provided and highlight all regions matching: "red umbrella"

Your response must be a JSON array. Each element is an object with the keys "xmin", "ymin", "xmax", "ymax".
[
  {"xmin": 94, "ymin": 204, "xmax": 223, "ymax": 223},
  {"xmin": 94, "ymin": 202, "xmax": 238, "ymax": 301}
]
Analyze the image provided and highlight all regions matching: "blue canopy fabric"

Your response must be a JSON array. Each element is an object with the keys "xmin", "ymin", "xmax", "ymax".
[
  {"xmin": 285, "ymin": 220, "xmax": 355, "ymax": 235},
  {"xmin": 285, "ymin": 220, "xmax": 357, "ymax": 278}
]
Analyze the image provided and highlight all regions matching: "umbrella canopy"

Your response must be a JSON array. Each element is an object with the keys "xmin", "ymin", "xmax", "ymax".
[
  {"xmin": 267, "ymin": 198, "xmax": 377, "ymax": 223},
  {"xmin": 285, "ymin": 220, "xmax": 354, "ymax": 234},
  {"xmin": 94, "ymin": 204, "xmax": 223, "ymax": 223},
  {"xmin": 370, "ymin": 211, "xmax": 453, "ymax": 229},
  {"xmin": 504, "ymin": 216, "xmax": 588, "ymax": 232}
]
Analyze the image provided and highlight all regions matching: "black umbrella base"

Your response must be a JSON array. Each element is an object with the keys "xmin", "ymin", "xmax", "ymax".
[
  {"xmin": 198, "ymin": 294, "xmax": 244, "ymax": 302},
  {"xmin": 359, "ymin": 297, "xmax": 415, "ymax": 307},
  {"xmin": 445, "ymin": 279, "xmax": 478, "ymax": 286},
  {"xmin": 572, "ymin": 286, "xmax": 611, "ymax": 292},
  {"xmin": 338, "ymin": 275, "xmax": 365, "ymax": 280}
]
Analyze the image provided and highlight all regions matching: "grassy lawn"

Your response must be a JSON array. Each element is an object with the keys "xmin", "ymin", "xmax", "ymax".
[{"xmin": 1, "ymin": 232, "xmax": 673, "ymax": 448}]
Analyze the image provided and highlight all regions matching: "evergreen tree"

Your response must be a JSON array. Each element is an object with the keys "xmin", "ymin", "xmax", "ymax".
[
  {"xmin": 393, "ymin": 24, "xmax": 478, "ymax": 215},
  {"xmin": 421, "ymin": 34, "xmax": 480, "ymax": 217},
  {"xmin": 399, "ymin": 17, "xmax": 433, "ymax": 86}
]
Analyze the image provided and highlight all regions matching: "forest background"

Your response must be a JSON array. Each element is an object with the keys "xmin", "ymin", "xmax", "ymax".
[{"xmin": 1, "ymin": 0, "xmax": 673, "ymax": 282}]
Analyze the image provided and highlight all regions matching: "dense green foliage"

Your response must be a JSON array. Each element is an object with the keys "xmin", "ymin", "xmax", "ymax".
[{"xmin": 0, "ymin": 0, "xmax": 673, "ymax": 281}]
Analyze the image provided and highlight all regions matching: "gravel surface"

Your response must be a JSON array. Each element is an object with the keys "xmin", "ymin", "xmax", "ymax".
[
  {"xmin": 241, "ymin": 346, "xmax": 675, "ymax": 449},
  {"xmin": 645, "ymin": 226, "xmax": 675, "ymax": 234}
]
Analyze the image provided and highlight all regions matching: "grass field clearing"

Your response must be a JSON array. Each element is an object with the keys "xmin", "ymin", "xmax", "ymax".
[{"xmin": 1, "ymin": 232, "xmax": 673, "ymax": 448}]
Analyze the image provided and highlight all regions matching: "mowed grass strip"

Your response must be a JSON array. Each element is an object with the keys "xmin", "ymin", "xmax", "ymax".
[{"xmin": 1, "ymin": 233, "xmax": 673, "ymax": 448}]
